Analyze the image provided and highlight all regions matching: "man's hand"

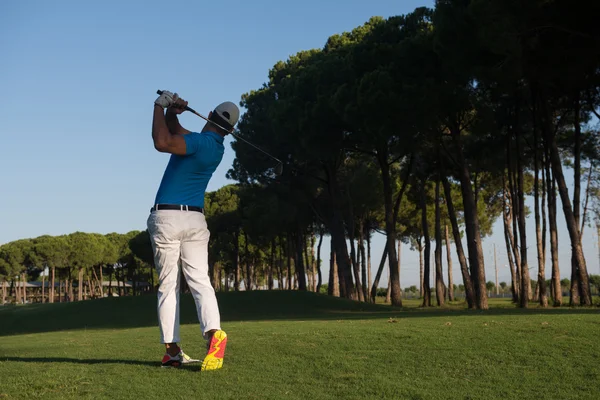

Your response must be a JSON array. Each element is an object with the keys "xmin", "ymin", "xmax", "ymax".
[
  {"xmin": 155, "ymin": 90, "xmax": 176, "ymax": 108},
  {"xmin": 167, "ymin": 95, "xmax": 189, "ymax": 115}
]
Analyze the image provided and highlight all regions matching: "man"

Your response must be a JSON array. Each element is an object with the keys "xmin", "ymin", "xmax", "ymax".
[{"xmin": 147, "ymin": 90, "xmax": 239, "ymax": 371}]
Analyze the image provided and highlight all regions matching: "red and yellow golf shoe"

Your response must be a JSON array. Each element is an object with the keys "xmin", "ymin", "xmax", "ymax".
[{"xmin": 201, "ymin": 330, "xmax": 227, "ymax": 371}]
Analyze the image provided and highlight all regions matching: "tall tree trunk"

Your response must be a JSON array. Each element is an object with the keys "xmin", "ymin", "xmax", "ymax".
[
  {"xmin": 573, "ymin": 95, "xmax": 581, "ymax": 244},
  {"xmin": 378, "ymin": 148, "xmax": 401, "ymax": 306},
  {"xmin": 86, "ymin": 276, "xmax": 92, "ymax": 300},
  {"xmin": 252, "ymin": 262, "xmax": 258, "ymax": 291},
  {"xmin": 91, "ymin": 268, "xmax": 99, "ymax": 299},
  {"xmin": 542, "ymin": 97, "xmax": 591, "ymax": 305},
  {"xmin": 434, "ymin": 178, "xmax": 445, "ymax": 306},
  {"xmin": 445, "ymin": 225, "xmax": 455, "ymax": 302},
  {"xmin": 329, "ymin": 211, "xmax": 353, "ymax": 299},
  {"xmin": 346, "ymin": 215, "xmax": 362, "ymax": 300},
  {"xmin": 108, "ymin": 266, "xmax": 113, "ymax": 297},
  {"xmin": 277, "ymin": 235, "xmax": 284, "ymax": 289},
  {"xmin": 303, "ymin": 234, "xmax": 312, "ymax": 291},
  {"xmin": 503, "ymin": 182, "xmax": 519, "ymax": 303},
  {"xmin": 541, "ymin": 151, "xmax": 548, "ymax": 303},
  {"xmin": 370, "ymin": 244, "xmax": 388, "ymax": 303},
  {"xmin": 302, "ymin": 235, "xmax": 315, "ymax": 292},
  {"xmin": 515, "ymin": 113, "xmax": 531, "ymax": 308},
  {"xmin": 572, "ymin": 94, "xmax": 582, "ymax": 304},
  {"xmin": 295, "ymin": 227, "xmax": 307, "ymax": 291},
  {"xmin": 387, "ymin": 279, "xmax": 394, "ymax": 305},
  {"xmin": 22, "ymin": 273, "xmax": 27, "ymax": 303},
  {"xmin": 418, "ymin": 238, "xmax": 424, "ymax": 299},
  {"xmin": 99, "ymin": 266, "xmax": 104, "ymax": 298},
  {"xmin": 397, "ymin": 241, "xmax": 402, "ymax": 300},
  {"xmin": 316, "ymin": 232, "xmax": 323, "ymax": 293},
  {"xmin": 580, "ymin": 162, "xmax": 594, "ymax": 237},
  {"xmin": 217, "ymin": 265, "xmax": 223, "ymax": 292},
  {"xmin": 533, "ymin": 113, "xmax": 548, "ymax": 307},
  {"xmin": 39, "ymin": 272, "xmax": 44, "ymax": 303},
  {"xmin": 325, "ymin": 164, "xmax": 354, "ymax": 299},
  {"xmin": 355, "ymin": 239, "xmax": 360, "ymax": 295},
  {"xmin": 117, "ymin": 269, "xmax": 122, "ymax": 297},
  {"xmin": 367, "ymin": 231, "xmax": 372, "ymax": 300},
  {"xmin": 359, "ymin": 221, "xmax": 368, "ymax": 301},
  {"xmin": 451, "ymin": 127, "xmax": 488, "ymax": 309},
  {"xmin": 13, "ymin": 279, "xmax": 20, "ymax": 303},
  {"xmin": 269, "ymin": 238, "xmax": 276, "ymax": 291},
  {"xmin": 68, "ymin": 275, "xmax": 74, "ymax": 302},
  {"xmin": 13, "ymin": 279, "xmax": 19, "ymax": 304},
  {"xmin": 245, "ymin": 233, "xmax": 253, "ymax": 291},
  {"xmin": 310, "ymin": 234, "xmax": 317, "ymax": 292},
  {"xmin": 211, "ymin": 263, "xmax": 218, "ymax": 292},
  {"xmin": 77, "ymin": 268, "xmax": 83, "ymax": 301},
  {"xmin": 328, "ymin": 243, "xmax": 339, "ymax": 297},
  {"xmin": 50, "ymin": 266, "xmax": 55, "ymax": 303},
  {"xmin": 234, "ymin": 231, "xmax": 240, "ymax": 291},
  {"xmin": 421, "ymin": 178, "xmax": 432, "ymax": 307},
  {"xmin": 506, "ymin": 139, "xmax": 522, "ymax": 302},
  {"xmin": 328, "ymin": 244, "xmax": 333, "ymax": 295},
  {"xmin": 1, "ymin": 280, "xmax": 6, "ymax": 305},
  {"xmin": 441, "ymin": 175, "xmax": 475, "ymax": 308}
]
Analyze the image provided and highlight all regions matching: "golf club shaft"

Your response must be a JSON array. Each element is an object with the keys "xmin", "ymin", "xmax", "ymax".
[{"xmin": 156, "ymin": 90, "xmax": 282, "ymax": 164}]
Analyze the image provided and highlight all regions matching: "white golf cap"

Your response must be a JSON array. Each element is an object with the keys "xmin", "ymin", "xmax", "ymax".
[{"xmin": 212, "ymin": 101, "xmax": 240, "ymax": 131}]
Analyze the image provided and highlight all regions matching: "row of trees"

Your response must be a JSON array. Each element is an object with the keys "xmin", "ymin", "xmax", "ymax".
[
  {"xmin": 395, "ymin": 278, "xmax": 600, "ymax": 299},
  {"xmin": 0, "ymin": 231, "xmax": 155, "ymax": 304},
  {"xmin": 3, "ymin": 220, "xmax": 599, "ymax": 304},
  {"xmin": 224, "ymin": 0, "xmax": 600, "ymax": 309}
]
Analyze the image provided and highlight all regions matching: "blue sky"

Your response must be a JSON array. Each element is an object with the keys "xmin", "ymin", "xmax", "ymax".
[{"xmin": 1, "ymin": 0, "xmax": 598, "ymax": 288}]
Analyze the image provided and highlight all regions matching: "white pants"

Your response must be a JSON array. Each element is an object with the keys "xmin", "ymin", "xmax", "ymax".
[{"xmin": 147, "ymin": 209, "xmax": 221, "ymax": 343}]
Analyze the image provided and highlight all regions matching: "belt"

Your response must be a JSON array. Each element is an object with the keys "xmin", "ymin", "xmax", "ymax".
[{"xmin": 151, "ymin": 204, "xmax": 204, "ymax": 213}]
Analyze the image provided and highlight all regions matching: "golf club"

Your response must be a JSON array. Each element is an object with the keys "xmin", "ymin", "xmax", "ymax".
[{"xmin": 156, "ymin": 90, "xmax": 284, "ymax": 176}]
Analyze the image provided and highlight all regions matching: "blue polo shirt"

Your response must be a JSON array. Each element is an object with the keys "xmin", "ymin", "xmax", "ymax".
[{"xmin": 153, "ymin": 130, "xmax": 224, "ymax": 208}]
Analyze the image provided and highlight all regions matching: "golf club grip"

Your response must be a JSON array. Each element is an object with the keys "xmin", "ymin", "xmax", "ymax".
[{"xmin": 156, "ymin": 89, "xmax": 194, "ymax": 113}]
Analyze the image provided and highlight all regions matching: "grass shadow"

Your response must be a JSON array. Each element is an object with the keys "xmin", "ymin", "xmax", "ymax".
[
  {"xmin": 0, "ymin": 356, "xmax": 190, "ymax": 370},
  {"xmin": 0, "ymin": 290, "xmax": 598, "ymax": 337}
]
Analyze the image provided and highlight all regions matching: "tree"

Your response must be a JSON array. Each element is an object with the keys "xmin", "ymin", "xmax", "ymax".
[
  {"xmin": 128, "ymin": 231, "xmax": 155, "ymax": 294},
  {"xmin": 232, "ymin": 48, "xmax": 357, "ymax": 298},
  {"xmin": 0, "ymin": 239, "xmax": 35, "ymax": 303},
  {"xmin": 0, "ymin": 258, "xmax": 10, "ymax": 304},
  {"xmin": 68, "ymin": 232, "xmax": 105, "ymax": 301},
  {"xmin": 33, "ymin": 235, "xmax": 69, "ymax": 303},
  {"xmin": 432, "ymin": 1, "xmax": 492, "ymax": 309}
]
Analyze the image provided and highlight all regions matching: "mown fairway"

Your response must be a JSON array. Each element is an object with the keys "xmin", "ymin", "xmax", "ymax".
[{"xmin": 0, "ymin": 292, "xmax": 599, "ymax": 400}]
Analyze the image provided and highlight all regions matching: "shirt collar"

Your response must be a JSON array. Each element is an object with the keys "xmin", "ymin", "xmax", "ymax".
[{"xmin": 203, "ymin": 130, "xmax": 224, "ymax": 144}]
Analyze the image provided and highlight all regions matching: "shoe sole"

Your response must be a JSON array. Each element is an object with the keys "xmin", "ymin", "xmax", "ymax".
[{"xmin": 201, "ymin": 330, "xmax": 227, "ymax": 371}]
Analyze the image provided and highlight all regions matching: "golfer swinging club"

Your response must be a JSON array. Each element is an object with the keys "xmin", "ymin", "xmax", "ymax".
[{"xmin": 148, "ymin": 90, "xmax": 239, "ymax": 370}]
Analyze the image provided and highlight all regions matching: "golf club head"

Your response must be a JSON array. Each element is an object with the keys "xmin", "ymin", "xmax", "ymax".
[{"xmin": 275, "ymin": 162, "xmax": 284, "ymax": 176}]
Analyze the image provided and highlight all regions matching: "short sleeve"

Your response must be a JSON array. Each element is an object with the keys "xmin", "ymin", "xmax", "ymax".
[{"xmin": 183, "ymin": 132, "xmax": 203, "ymax": 155}]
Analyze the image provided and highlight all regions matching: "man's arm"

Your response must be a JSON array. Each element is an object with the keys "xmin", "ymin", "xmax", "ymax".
[
  {"xmin": 165, "ymin": 110, "xmax": 191, "ymax": 135},
  {"xmin": 152, "ymin": 91, "xmax": 189, "ymax": 155}
]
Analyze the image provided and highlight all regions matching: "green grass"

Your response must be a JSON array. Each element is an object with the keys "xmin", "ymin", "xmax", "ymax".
[{"xmin": 0, "ymin": 291, "xmax": 599, "ymax": 399}]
